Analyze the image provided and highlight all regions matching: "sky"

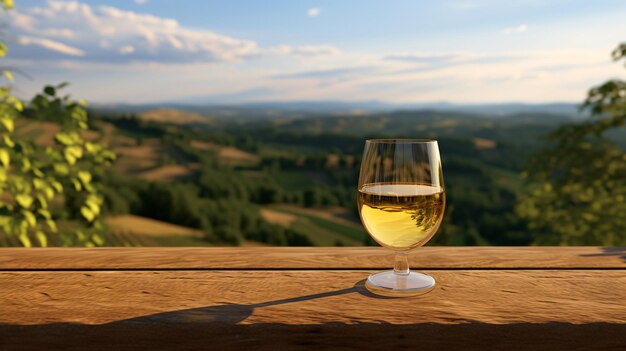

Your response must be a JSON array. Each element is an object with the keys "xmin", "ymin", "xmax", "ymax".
[{"xmin": 4, "ymin": 0, "xmax": 626, "ymax": 104}]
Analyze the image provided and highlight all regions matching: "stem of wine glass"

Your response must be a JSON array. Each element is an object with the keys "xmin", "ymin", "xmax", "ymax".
[{"xmin": 393, "ymin": 252, "xmax": 410, "ymax": 276}]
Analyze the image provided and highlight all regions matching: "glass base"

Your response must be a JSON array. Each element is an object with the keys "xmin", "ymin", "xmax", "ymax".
[{"xmin": 365, "ymin": 271, "xmax": 435, "ymax": 297}]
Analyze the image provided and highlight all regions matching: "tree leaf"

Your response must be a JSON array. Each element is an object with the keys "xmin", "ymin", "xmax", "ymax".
[
  {"xmin": 44, "ymin": 187, "xmax": 54, "ymax": 200},
  {"xmin": 55, "ymin": 132, "xmax": 75, "ymax": 145},
  {"xmin": 6, "ymin": 96, "xmax": 23, "ymax": 111},
  {"xmin": 92, "ymin": 233, "xmax": 104, "ymax": 246},
  {"xmin": 51, "ymin": 181, "xmax": 63, "ymax": 193},
  {"xmin": 35, "ymin": 231, "xmax": 47, "ymax": 247},
  {"xmin": 77, "ymin": 171, "xmax": 91, "ymax": 185},
  {"xmin": 37, "ymin": 208, "xmax": 51, "ymax": 219},
  {"xmin": 0, "ymin": 148, "xmax": 9, "ymax": 167},
  {"xmin": 21, "ymin": 157, "xmax": 31, "ymax": 172},
  {"xmin": 18, "ymin": 233, "xmax": 32, "ymax": 248},
  {"xmin": 71, "ymin": 108, "xmax": 87, "ymax": 121},
  {"xmin": 5, "ymin": 70, "xmax": 13, "ymax": 81},
  {"xmin": 53, "ymin": 163, "xmax": 69, "ymax": 176},
  {"xmin": 81, "ymin": 206, "xmax": 95, "ymax": 222},
  {"xmin": 65, "ymin": 146, "xmax": 83, "ymax": 165},
  {"xmin": 15, "ymin": 194, "xmax": 33, "ymax": 208},
  {"xmin": 33, "ymin": 178, "xmax": 45, "ymax": 190},
  {"xmin": 85, "ymin": 142, "xmax": 97, "ymax": 154},
  {"xmin": 43, "ymin": 85, "xmax": 56, "ymax": 97},
  {"xmin": 46, "ymin": 219, "xmax": 58, "ymax": 233},
  {"xmin": 65, "ymin": 153, "xmax": 76, "ymax": 165},
  {"xmin": 3, "ymin": 134, "xmax": 14, "ymax": 147},
  {"xmin": 22, "ymin": 210, "xmax": 36, "ymax": 227},
  {"xmin": 72, "ymin": 179, "xmax": 82, "ymax": 191},
  {"xmin": 86, "ymin": 200, "xmax": 100, "ymax": 216},
  {"xmin": 0, "ymin": 116, "xmax": 14, "ymax": 133}
]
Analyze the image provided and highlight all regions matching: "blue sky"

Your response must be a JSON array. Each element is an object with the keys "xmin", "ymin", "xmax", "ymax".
[{"xmin": 6, "ymin": 0, "xmax": 626, "ymax": 104}]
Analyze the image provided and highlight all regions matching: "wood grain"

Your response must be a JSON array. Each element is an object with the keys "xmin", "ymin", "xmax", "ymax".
[
  {"xmin": 2, "ymin": 247, "xmax": 626, "ymax": 350},
  {"xmin": 1, "ymin": 270, "xmax": 625, "ymax": 325},
  {"xmin": 2, "ymin": 269, "xmax": 626, "ymax": 350},
  {"xmin": 1, "ymin": 246, "xmax": 625, "ymax": 269}
]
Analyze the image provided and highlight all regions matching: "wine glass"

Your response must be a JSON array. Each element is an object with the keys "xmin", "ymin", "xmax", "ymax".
[{"xmin": 357, "ymin": 139, "xmax": 445, "ymax": 295}]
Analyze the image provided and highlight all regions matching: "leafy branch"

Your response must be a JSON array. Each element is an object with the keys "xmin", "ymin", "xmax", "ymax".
[{"xmin": 0, "ymin": 1, "xmax": 116, "ymax": 246}]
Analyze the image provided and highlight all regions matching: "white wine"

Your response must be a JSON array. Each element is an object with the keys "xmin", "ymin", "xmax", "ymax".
[
  {"xmin": 358, "ymin": 183, "xmax": 445, "ymax": 250},
  {"xmin": 357, "ymin": 140, "xmax": 444, "ymax": 292}
]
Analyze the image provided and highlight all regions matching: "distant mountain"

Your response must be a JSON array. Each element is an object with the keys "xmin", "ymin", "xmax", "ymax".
[
  {"xmin": 92, "ymin": 101, "xmax": 584, "ymax": 120},
  {"xmin": 404, "ymin": 102, "xmax": 581, "ymax": 118},
  {"xmin": 232, "ymin": 101, "xmax": 582, "ymax": 117}
]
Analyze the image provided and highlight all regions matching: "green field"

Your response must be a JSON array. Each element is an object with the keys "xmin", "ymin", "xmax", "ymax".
[{"xmin": 267, "ymin": 206, "xmax": 366, "ymax": 246}]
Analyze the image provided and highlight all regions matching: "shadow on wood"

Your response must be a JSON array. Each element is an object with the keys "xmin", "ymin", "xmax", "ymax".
[
  {"xmin": 1, "ymin": 279, "xmax": 624, "ymax": 350},
  {"xmin": 97, "ymin": 279, "xmax": 416, "ymax": 325},
  {"xmin": 579, "ymin": 247, "xmax": 626, "ymax": 263}
]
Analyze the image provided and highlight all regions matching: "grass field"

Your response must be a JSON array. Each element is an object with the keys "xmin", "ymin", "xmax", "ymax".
[
  {"xmin": 105, "ymin": 215, "xmax": 207, "ymax": 246},
  {"xmin": 265, "ymin": 205, "xmax": 366, "ymax": 246},
  {"xmin": 139, "ymin": 108, "xmax": 210, "ymax": 125},
  {"xmin": 112, "ymin": 137, "xmax": 198, "ymax": 180},
  {"xmin": 0, "ymin": 215, "xmax": 209, "ymax": 247},
  {"xmin": 191, "ymin": 140, "xmax": 260, "ymax": 166},
  {"xmin": 473, "ymin": 137, "xmax": 497, "ymax": 149},
  {"xmin": 137, "ymin": 164, "xmax": 197, "ymax": 182},
  {"xmin": 260, "ymin": 208, "xmax": 297, "ymax": 226}
]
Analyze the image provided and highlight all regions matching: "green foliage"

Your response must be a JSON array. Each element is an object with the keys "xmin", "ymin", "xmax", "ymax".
[
  {"xmin": 517, "ymin": 43, "xmax": 626, "ymax": 245},
  {"xmin": 0, "ymin": 83, "xmax": 115, "ymax": 246},
  {"xmin": 0, "ymin": 4, "xmax": 115, "ymax": 246}
]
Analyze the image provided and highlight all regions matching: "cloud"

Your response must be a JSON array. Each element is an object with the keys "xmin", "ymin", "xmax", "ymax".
[
  {"xmin": 8, "ymin": 48, "xmax": 615, "ymax": 104},
  {"xmin": 308, "ymin": 7, "xmax": 320, "ymax": 17},
  {"xmin": 269, "ymin": 45, "xmax": 340, "ymax": 57},
  {"xmin": 9, "ymin": 1, "xmax": 338, "ymax": 64},
  {"xmin": 119, "ymin": 45, "xmax": 135, "ymax": 54},
  {"xmin": 134, "ymin": 0, "xmax": 148, "ymax": 5},
  {"xmin": 17, "ymin": 36, "xmax": 85, "ymax": 56},
  {"xmin": 257, "ymin": 49, "xmax": 614, "ymax": 103},
  {"xmin": 40, "ymin": 28, "xmax": 75, "ymax": 39},
  {"xmin": 504, "ymin": 24, "xmax": 528, "ymax": 34},
  {"xmin": 384, "ymin": 52, "xmax": 467, "ymax": 65},
  {"xmin": 385, "ymin": 52, "xmax": 527, "ymax": 74},
  {"xmin": 272, "ymin": 66, "xmax": 377, "ymax": 80}
]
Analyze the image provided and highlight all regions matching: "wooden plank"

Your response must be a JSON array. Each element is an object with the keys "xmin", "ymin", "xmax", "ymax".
[
  {"xmin": 0, "ymin": 247, "xmax": 624, "ymax": 269},
  {"xmin": 1, "ymin": 270, "xmax": 625, "ymax": 350},
  {"xmin": 1, "ymin": 270, "xmax": 625, "ymax": 325}
]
